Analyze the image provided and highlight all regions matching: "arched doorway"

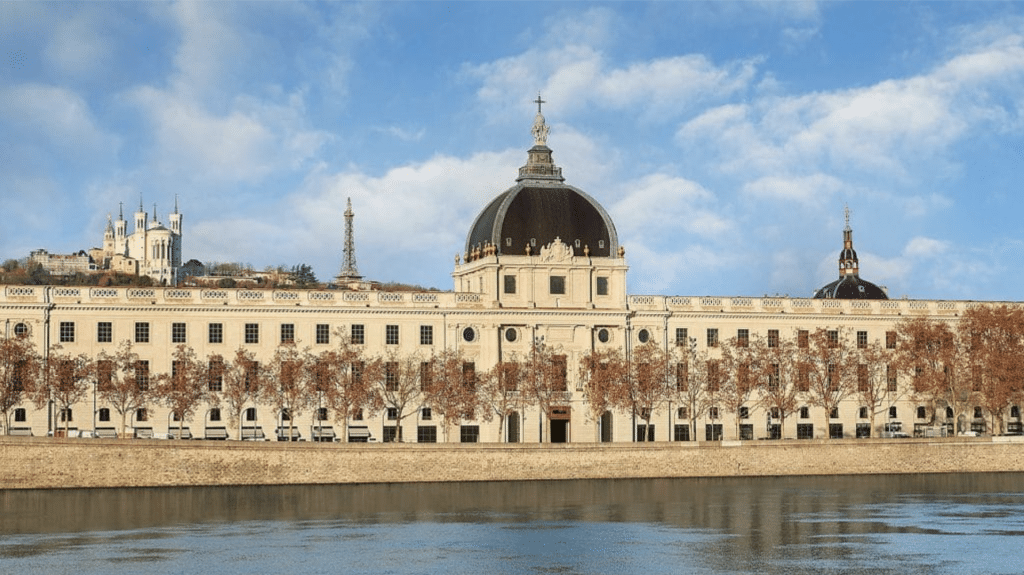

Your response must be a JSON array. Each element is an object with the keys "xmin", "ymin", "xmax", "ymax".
[
  {"xmin": 600, "ymin": 411, "xmax": 613, "ymax": 443},
  {"xmin": 507, "ymin": 412, "xmax": 520, "ymax": 443}
]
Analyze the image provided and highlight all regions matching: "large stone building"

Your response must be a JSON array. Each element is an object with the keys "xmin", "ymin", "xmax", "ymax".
[{"xmin": 1, "ymin": 110, "xmax": 1017, "ymax": 442}]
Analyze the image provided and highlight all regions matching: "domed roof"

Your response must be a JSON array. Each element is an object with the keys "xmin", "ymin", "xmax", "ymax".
[
  {"xmin": 465, "ymin": 103, "xmax": 618, "ymax": 258},
  {"xmin": 813, "ymin": 275, "xmax": 889, "ymax": 299}
]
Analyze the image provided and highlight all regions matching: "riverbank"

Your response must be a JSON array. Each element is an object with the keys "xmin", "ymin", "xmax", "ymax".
[{"xmin": 3, "ymin": 435, "xmax": 1024, "ymax": 490}]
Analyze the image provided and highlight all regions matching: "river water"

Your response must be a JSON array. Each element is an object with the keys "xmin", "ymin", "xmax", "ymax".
[{"xmin": 2, "ymin": 474, "xmax": 1023, "ymax": 574}]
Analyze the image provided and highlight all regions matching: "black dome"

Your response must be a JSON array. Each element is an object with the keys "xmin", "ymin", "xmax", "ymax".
[
  {"xmin": 813, "ymin": 275, "xmax": 888, "ymax": 300},
  {"xmin": 466, "ymin": 180, "xmax": 618, "ymax": 257}
]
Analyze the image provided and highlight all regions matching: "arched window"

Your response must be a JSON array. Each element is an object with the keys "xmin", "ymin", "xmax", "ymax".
[{"xmin": 245, "ymin": 407, "xmax": 257, "ymax": 422}]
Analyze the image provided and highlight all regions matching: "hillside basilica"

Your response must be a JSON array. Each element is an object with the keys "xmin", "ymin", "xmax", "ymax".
[{"xmin": 1, "ymin": 105, "xmax": 1015, "ymax": 443}]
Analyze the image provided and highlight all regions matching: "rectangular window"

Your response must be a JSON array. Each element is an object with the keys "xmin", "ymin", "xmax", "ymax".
[
  {"xmin": 280, "ymin": 323, "xmax": 295, "ymax": 344},
  {"xmin": 97, "ymin": 360, "xmax": 113, "ymax": 390},
  {"xmin": 99, "ymin": 408, "xmax": 110, "ymax": 422},
  {"xmin": 386, "ymin": 407, "xmax": 398, "ymax": 420},
  {"xmin": 97, "ymin": 322, "xmax": 112, "ymax": 343},
  {"xmin": 857, "ymin": 330, "xmax": 868, "ymax": 349},
  {"xmin": 210, "ymin": 408, "xmax": 222, "ymax": 422},
  {"xmin": 420, "ymin": 325, "xmax": 433, "ymax": 345},
  {"xmin": 676, "ymin": 362, "xmax": 688, "ymax": 391},
  {"xmin": 549, "ymin": 276, "xmax": 566, "ymax": 295},
  {"xmin": 419, "ymin": 362, "xmax": 432, "ymax": 391},
  {"xmin": 674, "ymin": 424, "xmax": 691, "ymax": 442},
  {"xmin": 208, "ymin": 359, "xmax": 224, "ymax": 392},
  {"xmin": 796, "ymin": 423, "xmax": 814, "ymax": 440},
  {"xmin": 351, "ymin": 324, "xmax": 365, "ymax": 345},
  {"xmin": 707, "ymin": 360, "xmax": 719, "ymax": 391},
  {"xmin": 857, "ymin": 364, "xmax": 868, "ymax": 392},
  {"xmin": 383, "ymin": 426, "xmax": 399, "ymax": 442},
  {"xmin": 385, "ymin": 362, "xmax": 398, "ymax": 391},
  {"xmin": 417, "ymin": 426, "xmax": 437, "ymax": 443},
  {"xmin": 827, "ymin": 330, "xmax": 839, "ymax": 348},
  {"xmin": 462, "ymin": 362, "xmax": 477, "ymax": 391},
  {"xmin": 59, "ymin": 321, "xmax": 75, "ymax": 343},
  {"xmin": 798, "ymin": 330, "xmax": 809, "ymax": 349},
  {"xmin": 767, "ymin": 329, "xmax": 779, "ymax": 349},
  {"xmin": 245, "ymin": 323, "xmax": 259, "ymax": 344},
  {"xmin": 797, "ymin": 364, "xmax": 810, "ymax": 392},
  {"xmin": 134, "ymin": 322, "xmax": 149, "ymax": 343},
  {"xmin": 886, "ymin": 331, "xmax": 897, "ymax": 349},
  {"xmin": 675, "ymin": 328, "xmax": 688, "ymax": 346},
  {"xmin": 386, "ymin": 325, "xmax": 399, "ymax": 345},
  {"xmin": 705, "ymin": 424, "xmax": 723, "ymax": 441},
  {"xmin": 421, "ymin": 407, "xmax": 432, "ymax": 421},
  {"xmin": 706, "ymin": 328, "xmax": 719, "ymax": 348},
  {"xmin": 553, "ymin": 355, "xmax": 567, "ymax": 391},
  {"xmin": 503, "ymin": 275, "xmax": 517, "ymax": 294},
  {"xmin": 596, "ymin": 277, "xmax": 609, "ymax": 296},
  {"xmin": 209, "ymin": 323, "xmax": 223, "ymax": 344},
  {"xmin": 172, "ymin": 322, "xmax": 186, "ymax": 344},
  {"xmin": 316, "ymin": 324, "xmax": 330, "ymax": 345},
  {"xmin": 768, "ymin": 363, "xmax": 780, "ymax": 389},
  {"xmin": 887, "ymin": 364, "xmax": 897, "ymax": 392},
  {"xmin": 460, "ymin": 425, "xmax": 480, "ymax": 443},
  {"xmin": 135, "ymin": 360, "xmax": 149, "ymax": 391},
  {"xmin": 737, "ymin": 329, "xmax": 749, "ymax": 347}
]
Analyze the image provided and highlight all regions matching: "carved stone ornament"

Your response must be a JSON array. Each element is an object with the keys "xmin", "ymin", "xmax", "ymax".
[{"xmin": 540, "ymin": 237, "xmax": 573, "ymax": 262}]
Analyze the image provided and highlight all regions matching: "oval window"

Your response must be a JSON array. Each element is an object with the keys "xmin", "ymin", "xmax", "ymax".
[
  {"xmin": 505, "ymin": 328, "xmax": 517, "ymax": 343},
  {"xmin": 597, "ymin": 328, "xmax": 610, "ymax": 343},
  {"xmin": 638, "ymin": 329, "xmax": 650, "ymax": 343},
  {"xmin": 13, "ymin": 323, "xmax": 28, "ymax": 336},
  {"xmin": 463, "ymin": 327, "xmax": 476, "ymax": 343}
]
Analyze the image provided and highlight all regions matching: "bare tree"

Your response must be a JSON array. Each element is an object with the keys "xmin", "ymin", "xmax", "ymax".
[
  {"xmin": 855, "ymin": 338, "xmax": 901, "ymax": 437},
  {"xmin": 218, "ymin": 348, "xmax": 263, "ymax": 440},
  {"xmin": 959, "ymin": 305, "xmax": 1024, "ymax": 435},
  {"xmin": 267, "ymin": 342, "xmax": 311, "ymax": 441},
  {"xmin": 35, "ymin": 346, "xmax": 94, "ymax": 437},
  {"xmin": 894, "ymin": 317, "xmax": 971, "ymax": 434},
  {"xmin": 521, "ymin": 341, "xmax": 569, "ymax": 442},
  {"xmin": 422, "ymin": 348, "xmax": 479, "ymax": 442},
  {"xmin": 156, "ymin": 345, "xmax": 209, "ymax": 439},
  {"xmin": 0, "ymin": 333, "xmax": 41, "ymax": 434},
  {"xmin": 97, "ymin": 340, "xmax": 152, "ymax": 437},
  {"xmin": 372, "ymin": 350, "xmax": 425, "ymax": 442},
  {"xmin": 478, "ymin": 355, "xmax": 528, "ymax": 442},
  {"xmin": 622, "ymin": 342, "xmax": 672, "ymax": 441},
  {"xmin": 313, "ymin": 334, "xmax": 380, "ymax": 442},
  {"xmin": 719, "ymin": 337, "xmax": 759, "ymax": 439},
  {"xmin": 748, "ymin": 334, "xmax": 800, "ymax": 440},
  {"xmin": 578, "ymin": 348, "xmax": 629, "ymax": 441},
  {"xmin": 798, "ymin": 328, "xmax": 857, "ymax": 439},
  {"xmin": 671, "ymin": 338, "xmax": 712, "ymax": 442}
]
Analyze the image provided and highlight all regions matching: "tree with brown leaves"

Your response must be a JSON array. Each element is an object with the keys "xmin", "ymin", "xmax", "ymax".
[
  {"xmin": 894, "ymin": 317, "xmax": 970, "ymax": 434},
  {"xmin": 670, "ymin": 337, "xmax": 712, "ymax": 442},
  {"xmin": 578, "ymin": 347, "xmax": 628, "ymax": 440},
  {"xmin": 719, "ymin": 337, "xmax": 761, "ymax": 439},
  {"xmin": 372, "ymin": 350, "xmax": 425, "ymax": 442},
  {"xmin": 422, "ymin": 348, "xmax": 479, "ymax": 442},
  {"xmin": 622, "ymin": 341, "xmax": 672, "ymax": 441},
  {"xmin": 958, "ymin": 305, "xmax": 1024, "ymax": 435},
  {"xmin": 747, "ymin": 334, "xmax": 800, "ymax": 440},
  {"xmin": 218, "ymin": 348, "xmax": 263, "ymax": 440},
  {"xmin": 266, "ymin": 342, "xmax": 311, "ymax": 441},
  {"xmin": 156, "ymin": 345, "xmax": 209, "ymax": 439},
  {"xmin": 312, "ymin": 335, "xmax": 380, "ymax": 442},
  {"xmin": 0, "ymin": 333, "xmax": 41, "ymax": 435},
  {"xmin": 478, "ymin": 355, "xmax": 529, "ymax": 442},
  {"xmin": 855, "ymin": 338, "xmax": 901, "ymax": 437},
  {"xmin": 96, "ymin": 340, "xmax": 152, "ymax": 437},
  {"xmin": 800, "ymin": 328, "xmax": 857, "ymax": 439},
  {"xmin": 520, "ymin": 341, "xmax": 571, "ymax": 442},
  {"xmin": 35, "ymin": 346, "xmax": 94, "ymax": 437}
]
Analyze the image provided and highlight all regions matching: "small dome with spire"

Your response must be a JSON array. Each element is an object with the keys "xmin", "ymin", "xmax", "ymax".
[{"xmin": 813, "ymin": 207, "xmax": 888, "ymax": 300}]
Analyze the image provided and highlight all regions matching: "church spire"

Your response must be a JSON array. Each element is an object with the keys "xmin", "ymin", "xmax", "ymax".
[{"xmin": 839, "ymin": 205, "xmax": 859, "ymax": 278}]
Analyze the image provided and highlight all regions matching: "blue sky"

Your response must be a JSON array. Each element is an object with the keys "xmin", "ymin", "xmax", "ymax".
[{"xmin": 3, "ymin": 2, "xmax": 1024, "ymax": 301}]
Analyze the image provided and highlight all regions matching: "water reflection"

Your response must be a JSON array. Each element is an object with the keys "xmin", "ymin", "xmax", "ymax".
[{"xmin": 3, "ymin": 474, "xmax": 1024, "ymax": 574}]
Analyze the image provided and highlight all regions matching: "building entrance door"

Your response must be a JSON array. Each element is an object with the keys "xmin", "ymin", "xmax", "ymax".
[{"xmin": 549, "ymin": 406, "xmax": 570, "ymax": 443}]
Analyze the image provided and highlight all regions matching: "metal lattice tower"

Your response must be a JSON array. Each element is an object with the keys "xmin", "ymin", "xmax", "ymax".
[{"xmin": 336, "ymin": 197, "xmax": 362, "ymax": 283}]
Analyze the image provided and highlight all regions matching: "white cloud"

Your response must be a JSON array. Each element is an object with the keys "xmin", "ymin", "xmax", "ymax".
[
  {"xmin": 742, "ymin": 173, "xmax": 844, "ymax": 204},
  {"xmin": 903, "ymin": 236, "xmax": 950, "ymax": 259}
]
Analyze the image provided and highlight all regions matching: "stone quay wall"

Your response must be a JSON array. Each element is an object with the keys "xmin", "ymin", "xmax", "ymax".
[{"xmin": 3, "ymin": 436, "xmax": 1024, "ymax": 490}]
